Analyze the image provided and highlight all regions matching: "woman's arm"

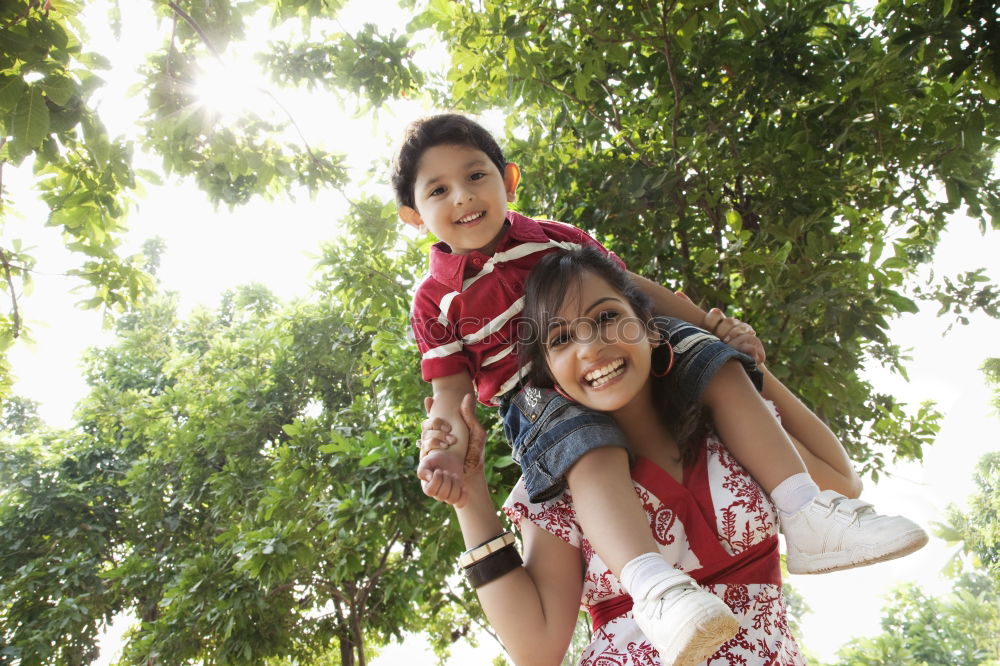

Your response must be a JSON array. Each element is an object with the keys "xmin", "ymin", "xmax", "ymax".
[
  {"xmin": 757, "ymin": 365, "xmax": 864, "ymax": 498},
  {"xmin": 456, "ymin": 488, "xmax": 584, "ymax": 665},
  {"xmin": 424, "ymin": 396, "xmax": 585, "ymax": 666},
  {"xmin": 681, "ymin": 291, "xmax": 860, "ymax": 496}
]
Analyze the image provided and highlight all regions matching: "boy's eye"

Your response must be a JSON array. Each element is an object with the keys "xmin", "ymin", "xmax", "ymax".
[
  {"xmin": 470, "ymin": 172, "xmax": 486, "ymax": 181},
  {"xmin": 428, "ymin": 186, "xmax": 445, "ymax": 197}
]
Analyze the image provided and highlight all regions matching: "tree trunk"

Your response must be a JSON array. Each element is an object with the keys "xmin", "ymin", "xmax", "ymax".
[{"xmin": 352, "ymin": 607, "xmax": 367, "ymax": 666}]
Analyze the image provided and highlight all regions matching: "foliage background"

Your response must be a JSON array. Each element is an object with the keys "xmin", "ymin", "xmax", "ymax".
[{"xmin": 1, "ymin": 0, "xmax": 998, "ymax": 664}]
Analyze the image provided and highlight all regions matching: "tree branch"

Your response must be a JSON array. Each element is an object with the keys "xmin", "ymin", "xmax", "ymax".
[
  {"xmin": 357, "ymin": 529, "xmax": 400, "ymax": 609},
  {"xmin": 872, "ymin": 91, "xmax": 887, "ymax": 170},
  {"xmin": 444, "ymin": 588, "xmax": 503, "ymax": 647},
  {"xmin": 164, "ymin": 0, "xmax": 339, "ymax": 178},
  {"xmin": 596, "ymin": 79, "xmax": 625, "ymax": 138},
  {"xmin": 698, "ymin": 188, "xmax": 727, "ymax": 292},
  {"xmin": 316, "ymin": 577, "xmax": 351, "ymax": 605},
  {"xmin": 3, "ymin": 0, "xmax": 50, "ymax": 30},
  {"xmin": 0, "ymin": 248, "xmax": 22, "ymax": 339},
  {"xmin": 351, "ymin": 606, "xmax": 367, "ymax": 666},
  {"xmin": 165, "ymin": 1, "xmax": 222, "ymax": 59},
  {"xmin": 365, "ymin": 266, "xmax": 407, "ymax": 293},
  {"xmin": 658, "ymin": 0, "xmax": 684, "ymax": 157},
  {"xmin": 0, "ymin": 139, "xmax": 5, "ymax": 211},
  {"xmin": 527, "ymin": 76, "xmax": 654, "ymax": 167}
]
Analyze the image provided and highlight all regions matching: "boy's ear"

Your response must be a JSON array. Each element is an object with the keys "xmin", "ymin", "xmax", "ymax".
[
  {"xmin": 503, "ymin": 163, "xmax": 521, "ymax": 201},
  {"xmin": 398, "ymin": 205, "xmax": 425, "ymax": 232}
]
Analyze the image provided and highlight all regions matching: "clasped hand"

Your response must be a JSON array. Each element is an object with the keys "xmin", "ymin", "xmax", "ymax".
[
  {"xmin": 418, "ymin": 393, "xmax": 486, "ymax": 507},
  {"xmin": 697, "ymin": 300, "xmax": 766, "ymax": 365}
]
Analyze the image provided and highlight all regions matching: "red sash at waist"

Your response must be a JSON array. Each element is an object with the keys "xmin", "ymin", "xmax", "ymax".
[
  {"xmin": 588, "ymin": 536, "xmax": 781, "ymax": 632},
  {"xmin": 689, "ymin": 536, "xmax": 781, "ymax": 587},
  {"xmin": 588, "ymin": 595, "xmax": 634, "ymax": 632}
]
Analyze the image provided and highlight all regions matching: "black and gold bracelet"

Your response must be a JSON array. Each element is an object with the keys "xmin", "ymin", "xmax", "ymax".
[
  {"xmin": 458, "ymin": 530, "xmax": 516, "ymax": 568},
  {"xmin": 464, "ymin": 543, "xmax": 523, "ymax": 588}
]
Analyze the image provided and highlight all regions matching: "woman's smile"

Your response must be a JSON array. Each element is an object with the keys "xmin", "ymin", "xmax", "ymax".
[{"xmin": 582, "ymin": 358, "xmax": 627, "ymax": 388}]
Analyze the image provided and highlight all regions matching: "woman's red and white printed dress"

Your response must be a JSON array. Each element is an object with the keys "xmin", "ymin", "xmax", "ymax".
[{"xmin": 503, "ymin": 433, "xmax": 805, "ymax": 666}]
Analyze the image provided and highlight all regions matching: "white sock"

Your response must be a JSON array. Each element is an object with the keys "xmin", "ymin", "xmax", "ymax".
[
  {"xmin": 770, "ymin": 472, "xmax": 820, "ymax": 516},
  {"xmin": 620, "ymin": 552, "xmax": 678, "ymax": 601}
]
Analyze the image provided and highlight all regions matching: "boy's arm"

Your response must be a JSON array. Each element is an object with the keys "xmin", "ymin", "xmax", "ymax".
[
  {"xmin": 416, "ymin": 372, "xmax": 475, "ymax": 506},
  {"xmin": 628, "ymin": 271, "xmax": 765, "ymax": 363},
  {"xmin": 628, "ymin": 271, "xmax": 709, "ymax": 323},
  {"xmin": 422, "ymin": 371, "xmax": 474, "ymax": 463}
]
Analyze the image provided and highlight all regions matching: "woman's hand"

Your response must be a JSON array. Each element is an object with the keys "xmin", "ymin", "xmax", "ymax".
[{"xmin": 420, "ymin": 393, "xmax": 486, "ymax": 506}]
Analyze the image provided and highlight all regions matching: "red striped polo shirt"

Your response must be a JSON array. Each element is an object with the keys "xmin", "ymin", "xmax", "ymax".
[{"xmin": 410, "ymin": 211, "xmax": 624, "ymax": 406}]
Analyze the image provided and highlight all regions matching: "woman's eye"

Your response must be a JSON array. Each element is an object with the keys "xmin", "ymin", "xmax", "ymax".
[
  {"xmin": 547, "ymin": 332, "xmax": 569, "ymax": 348},
  {"xmin": 597, "ymin": 310, "xmax": 619, "ymax": 324}
]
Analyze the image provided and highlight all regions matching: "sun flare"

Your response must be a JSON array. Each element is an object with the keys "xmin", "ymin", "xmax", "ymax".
[{"xmin": 191, "ymin": 55, "xmax": 265, "ymax": 120}]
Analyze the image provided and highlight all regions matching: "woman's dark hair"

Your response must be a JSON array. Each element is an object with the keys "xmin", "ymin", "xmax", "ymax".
[
  {"xmin": 519, "ymin": 246, "xmax": 709, "ymax": 464},
  {"xmin": 391, "ymin": 114, "xmax": 507, "ymax": 209}
]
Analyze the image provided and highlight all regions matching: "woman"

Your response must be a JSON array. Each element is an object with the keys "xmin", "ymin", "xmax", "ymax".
[{"xmin": 421, "ymin": 247, "xmax": 864, "ymax": 665}]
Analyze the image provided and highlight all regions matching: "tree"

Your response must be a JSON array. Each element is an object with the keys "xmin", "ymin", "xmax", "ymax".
[
  {"xmin": 2, "ymin": 0, "xmax": 997, "ymax": 460},
  {"xmin": 937, "ymin": 451, "xmax": 1000, "ymax": 590},
  {"xmin": 828, "ymin": 451, "xmax": 1000, "ymax": 665},
  {"xmin": 984, "ymin": 357, "xmax": 1000, "ymax": 414},
  {"xmin": 2, "ymin": 0, "xmax": 1000, "ymax": 663},
  {"xmin": 828, "ymin": 577, "xmax": 999, "ymax": 666},
  {"xmin": 0, "ymin": 0, "xmax": 414, "ymax": 391},
  {"xmin": 0, "ymin": 202, "xmax": 513, "ymax": 665},
  {"xmin": 407, "ymin": 0, "xmax": 1000, "ymax": 473}
]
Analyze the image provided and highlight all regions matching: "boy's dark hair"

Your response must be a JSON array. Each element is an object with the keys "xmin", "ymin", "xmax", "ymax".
[
  {"xmin": 518, "ymin": 246, "xmax": 709, "ymax": 465},
  {"xmin": 391, "ymin": 114, "xmax": 507, "ymax": 209}
]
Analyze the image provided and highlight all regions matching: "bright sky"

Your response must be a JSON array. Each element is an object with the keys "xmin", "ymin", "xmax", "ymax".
[{"xmin": 3, "ymin": 1, "xmax": 998, "ymax": 665}]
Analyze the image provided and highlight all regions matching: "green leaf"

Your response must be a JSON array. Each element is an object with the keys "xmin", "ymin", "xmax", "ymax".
[
  {"xmin": 675, "ymin": 11, "xmax": 699, "ymax": 51},
  {"xmin": 725, "ymin": 209, "xmax": 742, "ymax": 233},
  {"xmin": 0, "ymin": 26, "xmax": 36, "ymax": 62},
  {"xmin": 39, "ymin": 74, "xmax": 76, "ymax": 107},
  {"xmin": 882, "ymin": 256, "xmax": 910, "ymax": 270},
  {"xmin": 0, "ymin": 74, "xmax": 28, "ymax": 113},
  {"xmin": 12, "ymin": 86, "xmax": 50, "ymax": 151},
  {"xmin": 856, "ymin": 324, "xmax": 884, "ymax": 341},
  {"xmin": 80, "ymin": 110, "xmax": 109, "ymax": 167},
  {"xmin": 885, "ymin": 292, "xmax": 919, "ymax": 314},
  {"xmin": 773, "ymin": 241, "xmax": 793, "ymax": 264},
  {"xmin": 359, "ymin": 451, "xmax": 381, "ymax": 466}
]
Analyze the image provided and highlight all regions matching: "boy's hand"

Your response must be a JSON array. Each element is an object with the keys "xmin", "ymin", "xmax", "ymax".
[
  {"xmin": 419, "ymin": 403, "xmax": 458, "ymax": 454},
  {"xmin": 703, "ymin": 307, "xmax": 766, "ymax": 364},
  {"xmin": 673, "ymin": 290, "xmax": 766, "ymax": 364},
  {"xmin": 418, "ymin": 395, "xmax": 484, "ymax": 507},
  {"xmin": 422, "ymin": 394, "xmax": 485, "ymax": 476},
  {"xmin": 420, "ymin": 465, "xmax": 466, "ymax": 506}
]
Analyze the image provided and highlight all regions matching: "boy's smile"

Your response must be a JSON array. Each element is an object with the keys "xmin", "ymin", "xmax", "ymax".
[{"xmin": 399, "ymin": 144, "xmax": 520, "ymax": 256}]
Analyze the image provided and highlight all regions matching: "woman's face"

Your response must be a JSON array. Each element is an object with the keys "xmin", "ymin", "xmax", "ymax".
[{"xmin": 543, "ymin": 270, "xmax": 656, "ymax": 413}]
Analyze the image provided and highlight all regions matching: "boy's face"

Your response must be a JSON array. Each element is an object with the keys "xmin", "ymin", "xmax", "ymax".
[{"xmin": 399, "ymin": 144, "xmax": 519, "ymax": 256}]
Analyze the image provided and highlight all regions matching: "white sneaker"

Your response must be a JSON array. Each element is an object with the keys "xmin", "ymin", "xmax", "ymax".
[
  {"xmin": 631, "ymin": 569, "xmax": 739, "ymax": 666},
  {"xmin": 782, "ymin": 490, "xmax": 929, "ymax": 575}
]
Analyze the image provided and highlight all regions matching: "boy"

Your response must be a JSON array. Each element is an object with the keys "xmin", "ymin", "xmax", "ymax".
[{"xmin": 394, "ymin": 114, "xmax": 927, "ymax": 663}]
